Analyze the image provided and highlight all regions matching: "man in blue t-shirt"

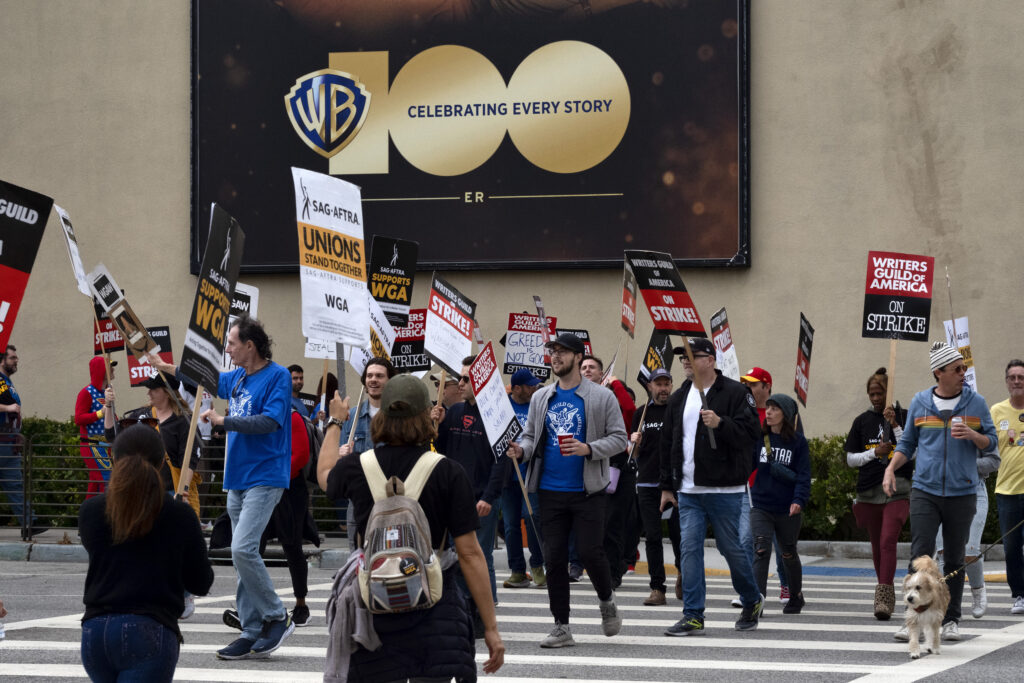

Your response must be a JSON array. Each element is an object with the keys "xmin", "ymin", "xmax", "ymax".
[
  {"xmin": 507, "ymin": 333, "xmax": 628, "ymax": 649},
  {"xmin": 152, "ymin": 315, "xmax": 294, "ymax": 660}
]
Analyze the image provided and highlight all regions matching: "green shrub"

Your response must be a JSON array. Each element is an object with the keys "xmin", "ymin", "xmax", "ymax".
[{"xmin": 803, "ymin": 434, "xmax": 862, "ymax": 541}]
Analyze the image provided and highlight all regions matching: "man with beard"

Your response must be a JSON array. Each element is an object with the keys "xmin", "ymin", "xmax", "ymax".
[
  {"xmin": 507, "ymin": 333, "xmax": 628, "ymax": 648},
  {"xmin": 0, "ymin": 345, "xmax": 42, "ymax": 533},
  {"xmin": 338, "ymin": 357, "xmax": 396, "ymax": 459},
  {"xmin": 287, "ymin": 364, "xmax": 310, "ymax": 417},
  {"xmin": 630, "ymin": 368, "xmax": 678, "ymax": 605}
]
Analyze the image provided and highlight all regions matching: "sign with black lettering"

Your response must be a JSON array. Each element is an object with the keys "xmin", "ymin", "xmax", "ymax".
[
  {"xmin": 638, "ymin": 330, "xmax": 675, "ymax": 390},
  {"xmin": 504, "ymin": 312, "xmax": 558, "ymax": 380},
  {"xmin": 794, "ymin": 313, "xmax": 815, "ymax": 407},
  {"xmin": 88, "ymin": 264, "xmax": 161, "ymax": 361},
  {"xmin": 862, "ymin": 250, "xmax": 934, "ymax": 342},
  {"xmin": 424, "ymin": 273, "xmax": 477, "ymax": 376},
  {"xmin": 347, "ymin": 294, "xmax": 396, "ymax": 375},
  {"xmin": 293, "ymin": 167, "xmax": 369, "ymax": 347},
  {"xmin": 470, "ymin": 341, "xmax": 522, "ymax": 461},
  {"xmin": 0, "ymin": 179, "xmax": 52, "ymax": 352},
  {"xmin": 54, "ymin": 205, "xmax": 91, "ymax": 297},
  {"xmin": 555, "ymin": 328, "xmax": 593, "ymax": 356},
  {"xmin": 222, "ymin": 282, "xmax": 259, "ymax": 371},
  {"xmin": 368, "ymin": 235, "xmax": 418, "ymax": 328},
  {"xmin": 624, "ymin": 250, "xmax": 706, "ymax": 336},
  {"xmin": 180, "ymin": 204, "xmax": 245, "ymax": 389},
  {"xmin": 391, "ymin": 308, "xmax": 431, "ymax": 373},
  {"xmin": 710, "ymin": 307, "xmax": 740, "ymax": 381},
  {"xmin": 127, "ymin": 326, "xmax": 173, "ymax": 387}
]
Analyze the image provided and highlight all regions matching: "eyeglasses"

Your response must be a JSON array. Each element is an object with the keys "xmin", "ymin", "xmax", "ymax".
[
  {"xmin": 118, "ymin": 416, "xmax": 159, "ymax": 429},
  {"xmin": 548, "ymin": 347, "xmax": 576, "ymax": 356}
]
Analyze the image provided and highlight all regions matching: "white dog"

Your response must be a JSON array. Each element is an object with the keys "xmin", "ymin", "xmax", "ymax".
[{"xmin": 902, "ymin": 555, "xmax": 951, "ymax": 659}]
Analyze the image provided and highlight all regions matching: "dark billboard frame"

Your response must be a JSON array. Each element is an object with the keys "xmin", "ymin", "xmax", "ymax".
[{"xmin": 190, "ymin": 0, "xmax": 751, "ymax": 273}]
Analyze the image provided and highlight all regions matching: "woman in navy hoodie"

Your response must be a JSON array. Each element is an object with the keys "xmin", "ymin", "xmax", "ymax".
[{"xmin": 750, "ymin": 394, "xmax": 811, "ymax": 614}]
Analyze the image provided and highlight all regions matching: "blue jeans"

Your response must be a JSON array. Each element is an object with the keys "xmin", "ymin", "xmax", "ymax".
[
  {"xmin": 998, "ymin": 493, "xmax": 1024, "ymax": 598},
  {"xmin": 678, "ymin": 491, "xmax": 760, "ymax": 618},
  {"xmin": 81, "ymin": 614, "xmax": 179, "ymax": 683},
  {"xmin": 739, "ymin": 499, "xmax": 787, "ymax": 588},
  {"xmin": 227, "ymin": 486, "xmax": 286, "ymax": 640},
  {"xmin": 477, "ymin": 503, "xmax": 500, "ymax": 602},
  {"xmin": 500, "ymin": 484, "xmax": 544, "ymax": 573},
  {"xmin": 0, "ymin": 436, "xmax": 30, "ymax": 526}
]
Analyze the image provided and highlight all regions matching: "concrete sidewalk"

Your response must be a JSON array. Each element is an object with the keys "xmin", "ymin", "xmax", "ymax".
[{"xmin": 0, "ymin": 526, "xmax": 1010, "ymax": 581}]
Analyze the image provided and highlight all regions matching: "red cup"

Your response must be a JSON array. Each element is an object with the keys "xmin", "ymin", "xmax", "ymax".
[{"xmin": 557, "ymin": 433, "xmax": 573, "ymax": 454}]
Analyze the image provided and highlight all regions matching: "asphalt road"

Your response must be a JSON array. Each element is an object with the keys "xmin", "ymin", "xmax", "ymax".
[{"xmin": 2, "ymin": 549, "xmax": 1024, "ymax": 682}]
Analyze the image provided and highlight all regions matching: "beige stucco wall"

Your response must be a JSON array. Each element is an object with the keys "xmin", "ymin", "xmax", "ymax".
[{"xmin": 1, "ymin": 0, "xmax": 1021, "ymax": 436}]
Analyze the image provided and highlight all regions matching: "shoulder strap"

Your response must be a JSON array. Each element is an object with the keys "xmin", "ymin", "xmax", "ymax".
[
  {"xmin": 403, "ymin": 452, "xmax": 445, "ymax": 501},
  {"xmin": 763, "ymin": 434, "xmax": 773, "ymax": 462},
  {"xmin": 359, "ymin": 449, "xmax": 389, "ymax": 502}
]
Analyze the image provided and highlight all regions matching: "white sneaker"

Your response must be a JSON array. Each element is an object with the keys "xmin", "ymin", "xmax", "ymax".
[
  {"xmin": 971, "ymin": 586, "xmax": 987, "ymax": 619},
  {"xmin": 539, "ymin": 622, "xmax": 575, "ymax": 648},
  {"xmin": 1012, "ymin": 596, "xmax": 1024, "ymax": 615},
  {"xmin": 893, "ymin": 623, "xmax": 910, "ymax": 641},
  {"xmin": 730, "ymin": 597, "xmax": 743, "ymax": 608},
  {"xmin": 941, "ymin": 621, "xmax": 960, "ymax": 641},
  {"xmin": 180, "ymin": 594, "xmax": 195, "ymax": 620}
]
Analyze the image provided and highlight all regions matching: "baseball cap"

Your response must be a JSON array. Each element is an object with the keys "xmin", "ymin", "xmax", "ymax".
[
  {"xmin": 510, "ymin": 368, "xmax": 541, "ymax": 387},
  {"xmin": 648, "ymin": 368, "xmax": 673, "ymax": 382},
  {"xmin": 740, "ymin": 367, "xmax": 772, "ymax": 386},
  {"xmin": 140, "ymin": 374, "xmax": 179, "ymax": 391},
  {"xmin": 673, "ymin": 337, "xmax": 715, "ymax": 357},
  {"xmin": 381, "ymin": 374, "xmax": 431, "ymax": 417},
  {"xmin": 545, "ymin": 332, "xmax": 585, "ymax": 355}
]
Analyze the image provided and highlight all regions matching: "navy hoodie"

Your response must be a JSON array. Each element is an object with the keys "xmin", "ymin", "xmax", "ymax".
[{"xmin": 750, "ymin": 431, "xmax": 811, "ymax": 514}]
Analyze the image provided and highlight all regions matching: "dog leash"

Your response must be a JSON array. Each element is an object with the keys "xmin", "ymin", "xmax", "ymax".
[{"xmin": 941, "ymin": 516, "xmax": 1024, "ymax": 583}]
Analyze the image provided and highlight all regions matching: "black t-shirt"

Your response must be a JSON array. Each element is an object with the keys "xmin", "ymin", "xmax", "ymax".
[
  {"xmin": 79, "ymin": 494, "xmax": 214, "ymax": 641},
  {"xmin": 631, "ymin": 402, "xmax": 668, "ymax": 485},
  {"xmin": 844, "ymin": 408, "xmax": 913, "ymax": 492},
  {"xmin": 326, "ymin": 444, "xmax": 479, "ymax": 548}
]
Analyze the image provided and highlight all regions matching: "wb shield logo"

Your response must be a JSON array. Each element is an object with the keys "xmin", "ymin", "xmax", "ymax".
[{"xmin": 285, "ymin": 69, "xmax": 370, "ymax": 159}]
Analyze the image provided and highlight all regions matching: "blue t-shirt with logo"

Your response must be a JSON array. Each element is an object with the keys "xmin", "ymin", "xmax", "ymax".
[
  {"xmin": 217, "ymin": 362, "xmax": 292, "ymax": 490},
  {"xmin": 540, "ymin": 385, "xmax": 587, "ymax": 492}
]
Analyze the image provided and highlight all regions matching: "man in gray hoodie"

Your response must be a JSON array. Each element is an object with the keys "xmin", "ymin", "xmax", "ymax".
[{"xmin": 507, "ymin": 333, "xmax": 628, "ymax": 649}]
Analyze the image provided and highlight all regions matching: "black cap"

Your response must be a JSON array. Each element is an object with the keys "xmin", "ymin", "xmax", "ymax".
[
  {"xmin": 545, "ymin": 332, "xmax": 585, "ymax": 355},
  {"xmin": 140, "ymin": 374, "xmax": 179, "ymax": 391},
  {"xmin": 673, "ymin": 337, "xmax": 715, "ymax": 357}
]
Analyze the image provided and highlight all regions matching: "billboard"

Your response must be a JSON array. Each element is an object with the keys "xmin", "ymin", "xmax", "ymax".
[{"xmin": 192, "ymin": 0, "xmax": 751, "ymax": 271}]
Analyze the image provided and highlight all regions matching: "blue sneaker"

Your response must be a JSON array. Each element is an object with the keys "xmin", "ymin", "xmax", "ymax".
[
  {"xmin": 216, "ymin": 637, "xmax": 255, "ymax": 660},
  {"xmin": 251, "ymin": 616, "xmax": 294, "ymax": 657}
]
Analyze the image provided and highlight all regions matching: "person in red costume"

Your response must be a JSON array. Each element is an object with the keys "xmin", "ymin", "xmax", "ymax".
[{"xmin": 75, "ymin": 357, "xmax": 116, "ymax": 498}]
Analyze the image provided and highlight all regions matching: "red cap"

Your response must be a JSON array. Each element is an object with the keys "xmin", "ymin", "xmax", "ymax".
[{"xmin": 740, "ymin": 367, "xmax": 772, "ymax": 387}]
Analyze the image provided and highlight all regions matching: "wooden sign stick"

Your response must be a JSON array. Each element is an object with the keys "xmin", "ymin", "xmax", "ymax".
[
  {"xmin": 175, "ymin": 383, "xmax": 205, "ymax": 498},
  {"xmin": 886, "ymin": 337, "xmax": 898, "ymax": 411},
  {"xmin": 347, "ymin": 385, "xmax": 365, "ymax": 449},
  {"xmin": 627, "ymin": 400, "xmax": 650, "ymax": 460}
]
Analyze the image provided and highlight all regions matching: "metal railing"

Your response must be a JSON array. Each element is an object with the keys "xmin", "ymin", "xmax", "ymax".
[{"xmin": 0, "ymin": 434, "xmax": 351, "ymax": 542}]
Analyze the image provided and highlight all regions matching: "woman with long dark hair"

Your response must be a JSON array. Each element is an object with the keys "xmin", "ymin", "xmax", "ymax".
[{"xmin": 79, "ymin": 424, "xmax": 214, "ymax": 682}]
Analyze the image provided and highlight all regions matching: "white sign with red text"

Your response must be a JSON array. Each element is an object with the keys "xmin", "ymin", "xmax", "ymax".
[
  {"xmin": 424, "ymin": 273, "xmax": 477, "ymax": 376},
  {"xmin": 470, "ymin": 342, "xmax": 523, "ymax": 461}
]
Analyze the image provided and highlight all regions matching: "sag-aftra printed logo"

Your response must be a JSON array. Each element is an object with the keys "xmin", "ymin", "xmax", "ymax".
[
  {"xmin": 284, "ymin": 41, "xmax": 630, "ymax": 176},
  {"xmin": 285, "ymin": 69, "xmax": 371, "ymax": 159}
]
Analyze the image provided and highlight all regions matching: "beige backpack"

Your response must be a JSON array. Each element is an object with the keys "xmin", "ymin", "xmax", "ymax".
[{"xmin": 357, "ymin": 449, "xmax": 445, "ymax": 614}]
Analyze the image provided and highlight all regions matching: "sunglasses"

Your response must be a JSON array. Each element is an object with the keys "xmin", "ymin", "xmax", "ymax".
[
  {"xmin": 118, "ymin": 416, "xmax": 160, "ymax": 429},
  {"xmin": 457, "ymin": 375, "xmax": 471, "ymax": 384}
]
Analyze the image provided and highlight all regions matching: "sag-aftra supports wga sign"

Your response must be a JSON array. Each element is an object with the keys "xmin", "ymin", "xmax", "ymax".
[{"xmin": 285, "ymin": 41, "xmax": 630, "ymax": 176}]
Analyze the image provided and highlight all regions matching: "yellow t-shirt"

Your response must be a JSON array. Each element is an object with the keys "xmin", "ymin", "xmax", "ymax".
[{"xmin": 992, "ymin": 399, "xmax": 1024, "ymax": 495}]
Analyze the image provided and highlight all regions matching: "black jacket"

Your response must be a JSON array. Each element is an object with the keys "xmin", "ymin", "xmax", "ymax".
[{"xmin": 658, "ymin": 370, "xmax": 761, "ymax": 489}]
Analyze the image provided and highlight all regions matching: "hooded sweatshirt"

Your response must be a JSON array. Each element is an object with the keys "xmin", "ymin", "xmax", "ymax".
[
  {"xmin": 75, "ymin": 357, "xmax": 108, "ymax": 439},
  {"xmin": 895, "ymin": 384, "xmax": 997, "ymax": 497}
]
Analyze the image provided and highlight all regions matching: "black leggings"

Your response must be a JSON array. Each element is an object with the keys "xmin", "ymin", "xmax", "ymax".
[{"xmin": 750, "ymin": 507, "xmax": 802, "ymax": 598}]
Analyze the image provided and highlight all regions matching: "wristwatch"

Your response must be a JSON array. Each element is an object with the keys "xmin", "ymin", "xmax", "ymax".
[{"xmin": 326, "ymin": 416, "xmax": 345, "ymax": 430}]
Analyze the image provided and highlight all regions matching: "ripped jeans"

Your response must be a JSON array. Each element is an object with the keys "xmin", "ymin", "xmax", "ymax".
[{"xmin": 750, "ymin": 507, "xmax": 803, "ymax": 598}]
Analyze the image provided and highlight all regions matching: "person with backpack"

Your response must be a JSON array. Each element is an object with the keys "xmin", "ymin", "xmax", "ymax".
[{"xmin": 318, "ymin": 375, "xmax": 504, "ymax": 680}]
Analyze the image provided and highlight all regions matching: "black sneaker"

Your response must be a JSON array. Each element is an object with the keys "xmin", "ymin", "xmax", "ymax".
[
  {"xmin": 251, "ymin": 616, "xmax": 294, "ymax": 658},
  {"xmin": 665, "ymin": 617, "xmax": 705, "ymax": 636},
  {"xmin": 222, "ymin": 608, "xmax": 242, "ymax": 631},
  {"xmin": 782, "ymin": 592, "xmax": 805, "ymax": 615},
  {"xmin": 568, "ymin": 564, "xmax": 583, "ymax": 583},
  {"xmin": 216, "ymin": 637, "xmax": 256, "ymax": 660},
  {"xmin": 735, "ymin": 594, "xmax": 764, "ymax": 631},
  {"xmin": 291, "ymin": 604, "xmax": 311, "ymax": 627}
]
